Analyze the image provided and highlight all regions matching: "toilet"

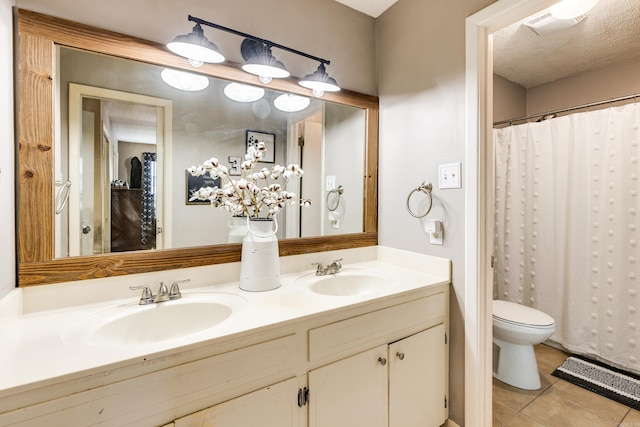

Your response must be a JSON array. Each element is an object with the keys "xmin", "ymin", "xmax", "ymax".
[{"xmin": 492, "ymin": 300, "xmax": 555, "ymax": 390}]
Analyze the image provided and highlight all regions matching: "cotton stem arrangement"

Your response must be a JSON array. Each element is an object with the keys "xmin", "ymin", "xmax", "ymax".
[{"xmin": 187, "ymin": 141, "xmax": 311, "ymax": 219}]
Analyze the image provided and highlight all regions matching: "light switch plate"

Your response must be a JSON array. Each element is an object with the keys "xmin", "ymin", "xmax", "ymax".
[
  {"xmin": 439, "ymin": 162, "xmax": 461, "ymax": 189},
  {"xmin": 326, "ymin": 175, "xmax": 336, "ymax": 191}
]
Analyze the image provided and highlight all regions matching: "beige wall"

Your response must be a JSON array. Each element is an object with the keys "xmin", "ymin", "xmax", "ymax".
[
  {"xmin": 495, "ymin": 55, "xmax": 640, "ymax": 125},
  {"xmin": 527, "ymin": 55, "xmax": 640, "ymax": 115},
  {"xmin": 493, "ymin": 74, "xmax": 526, "ymax": 124},
  {"xmin": 376, "ymin": 0, "xmax": 496, "ymax": 423},
  {"xmin": 16, "ymin": 0, "xmax": 377, "ymax": 96},
  {"xmin": 0, "ymin": 0, "xmax": 15, "ymax": 299}
]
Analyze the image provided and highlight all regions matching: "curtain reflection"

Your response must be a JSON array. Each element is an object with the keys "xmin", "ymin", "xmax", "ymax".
[{"xmin": 141, "ymin": 152, "xmax": 157, "ymax": 247}]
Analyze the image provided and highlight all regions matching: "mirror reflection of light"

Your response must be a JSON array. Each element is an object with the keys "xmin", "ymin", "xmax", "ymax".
[
  {"xmin": 273, "ymin": 94, "xmax": 310, "ymax": 112},
  {"xmin": 223, "ymin": 82, "xmax": 265, "ymax": 102},
  {"xmin": 160, "ymin": 68, "xmax": 209, "ymax": 91}
]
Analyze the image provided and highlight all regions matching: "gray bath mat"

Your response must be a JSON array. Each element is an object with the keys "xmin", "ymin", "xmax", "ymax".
[{"xmin": 552, "ymin": 355, "xmax": 640, "ymax": 411}]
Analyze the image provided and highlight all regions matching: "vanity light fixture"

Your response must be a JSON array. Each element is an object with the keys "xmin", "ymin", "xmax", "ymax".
[
  {"xmin": 273, "ymin": 93, "xmax": 311, "ymax": 112},
  {"xmin": 167, "ymin": 23, "xmax": 225, "ymax": 67},
  {"xmin": 549, "ymin": 0, "xmax": 600, "ymax": 19},
  {"xmin": 168, "ymin": 15, "xmax": 340, "ymax": 96},
  {"xmin": 299, "ymin": 63, "xmax": 341, "ymax": 98},
  {"xmin": 223, "ymin": 82, "xmax": 266, "ymax": 102},
  {"xmin": 160, "ymin": 68, "xmax": 210, "ymax": 91},
  {"xmin": 240, "ymin": 39, "xmax": 290, "ymax": 84}
]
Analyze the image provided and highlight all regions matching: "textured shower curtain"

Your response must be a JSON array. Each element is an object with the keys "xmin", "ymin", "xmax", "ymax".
[{"xmin": 493, "ymin": 102, "xmax": 639, "ymax": 374}]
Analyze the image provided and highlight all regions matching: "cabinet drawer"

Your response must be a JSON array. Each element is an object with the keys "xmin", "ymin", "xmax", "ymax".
[
  {"xmin": 309, "ymin": 293, "xmax": 445, "ymax": 362},
  {"xmin": 0, "ymin": 334, "xmax": 297, "ymax": 427}
]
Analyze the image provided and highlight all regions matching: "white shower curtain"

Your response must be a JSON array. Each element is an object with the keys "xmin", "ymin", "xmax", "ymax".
[{"xmin": 493, "ymin": 102, "xmax": 640, "ymax": 374}]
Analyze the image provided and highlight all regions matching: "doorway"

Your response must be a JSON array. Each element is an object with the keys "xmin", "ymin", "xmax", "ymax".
[
  {"xmin": 67, "ymin": 84, "xmax": 173, "ymax": 256},
  {"xmin": 464, "ymin": 1, "xmax": 560, "ymax": 426}
]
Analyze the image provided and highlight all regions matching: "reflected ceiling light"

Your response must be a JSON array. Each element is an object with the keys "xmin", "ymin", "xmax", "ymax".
[
  {"xmin": 168, "ymin": 15, "xmax": 340, "ymax": 96},
  {"xmin": 167, "ymin": 23, "xmax": 225, "ymax": 67},
  {"xmin": 274, "ymin": 93, "xmax": 310, "ymax": 112},
  {"xmin": 160, "ymin": 68, "xmax": 209, "ymax": 91},
  {"xmin": 549, "ymin": 0, "xmax": 600, "ymax": 19},
  {"xmin": 299, "ymin": 63, "xmax": 341, "ymax": 97},
  {"xmin": 224, "ymin": 82, "xmax": 266, "ymax": 102},
  {"xmin": 240, "ymin": 39, "xmax": 290, "ymax": 84}
]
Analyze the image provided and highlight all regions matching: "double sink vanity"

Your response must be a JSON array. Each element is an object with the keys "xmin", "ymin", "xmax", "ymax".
[
  {"xmin": 9, "ymin": 10, "xmax": 450, "ymax": 426},
  {"xmin": 0, "ymin": 246, "xmax": 450, "ymax": 426}
]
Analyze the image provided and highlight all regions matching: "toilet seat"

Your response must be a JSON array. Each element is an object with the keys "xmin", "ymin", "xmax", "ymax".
[{"xmin": 493, "ymin": 300, "xmax": 554, "ymax": 327}]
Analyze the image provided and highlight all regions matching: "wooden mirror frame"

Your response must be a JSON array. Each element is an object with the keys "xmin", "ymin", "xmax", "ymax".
[{"xmin": 16, "ymin": 9, "xmax": 378, "ymax": 287}]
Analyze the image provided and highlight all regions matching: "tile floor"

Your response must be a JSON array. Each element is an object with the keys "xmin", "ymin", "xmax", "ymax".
[{"xmin": 493, "ymin": 344, "xmax": 640, "ymax": 426}]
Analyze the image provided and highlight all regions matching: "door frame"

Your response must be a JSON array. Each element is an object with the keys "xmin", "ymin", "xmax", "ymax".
[
  {"xmin": 68, "ymin": 83, "xmax": 173, "ymax": 255},
  {"xmin": 464, "ymin": 1, "xmax": 558, "ymax": 425}
]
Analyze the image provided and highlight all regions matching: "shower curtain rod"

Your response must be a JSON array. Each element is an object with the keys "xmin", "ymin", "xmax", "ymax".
[{"xmin": 493, "ymin": 92, "xmax": 639, "ymax": 126}]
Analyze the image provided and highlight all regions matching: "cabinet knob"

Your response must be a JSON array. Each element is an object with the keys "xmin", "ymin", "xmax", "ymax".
[
  {"xmin": 378, "ymin": 357, "xmax": 387, "ymax": 366},
  {"xmin": 396, "ymin": 352, "xmax": 405, "ymax": 360}
]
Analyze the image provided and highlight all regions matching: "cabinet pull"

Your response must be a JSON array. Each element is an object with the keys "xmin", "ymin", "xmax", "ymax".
[
  {"xmin": 378, "ymin": 357, "xmax": 387, "ymax": 366},
  {"xmin": 396, "ymin": 352, "xmax": 405, "ymax": 360}
]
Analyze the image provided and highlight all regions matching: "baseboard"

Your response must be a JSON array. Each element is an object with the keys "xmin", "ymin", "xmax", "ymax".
[{"xmin": 446, "ymin": 419, "xmax": 462, "ymax": 427}]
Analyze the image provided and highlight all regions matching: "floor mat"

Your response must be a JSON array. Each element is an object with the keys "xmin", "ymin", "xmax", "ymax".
[{"xmin": 552, "ymin": 355, "xmax": 640, "ymax": 411}]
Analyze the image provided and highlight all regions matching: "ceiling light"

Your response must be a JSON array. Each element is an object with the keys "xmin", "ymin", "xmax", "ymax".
[
  {"xmin": 299, "ymin": 63, "xmax": 340, "ymax": 97},
  {"xmin": 160, "ymin": 68, "xmax": 209, "ymax": 91},
  {"xmin": 223, "ymin": 82, "xmax": 265, "ymax": 102},
  {"xmin": 240, "ymin": 39, "xmax": 290, "ymax": 84},
  {"xmin": 549, "ymin": 0, "xmax": 600, "ymax": 19},
  {"xmin": 167, "ymin": 23, "xmax": 225, "ymax": 66},
  {"xmin": 274, "ymin": 94, "xmax": 310, "ymax": 112}
]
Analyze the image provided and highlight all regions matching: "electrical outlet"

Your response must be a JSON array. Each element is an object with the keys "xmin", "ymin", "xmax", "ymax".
[{"xmin": 439, "ymin": 162, "xmax": 461, "ymax": 189}]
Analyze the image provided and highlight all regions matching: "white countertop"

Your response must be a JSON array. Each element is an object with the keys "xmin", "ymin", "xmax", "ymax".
[{"xmin": 0, "ymin": 246, "xmax": 450, "ymax": 402}]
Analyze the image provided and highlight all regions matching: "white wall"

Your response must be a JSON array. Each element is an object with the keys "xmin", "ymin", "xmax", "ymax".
[
  {"xmin": 0, "ymin": 0, "xmax": 15, "ymax": 299},
  {"xmin": 376, "ymin": 0, "xmax": 496, "ymax": 423}
]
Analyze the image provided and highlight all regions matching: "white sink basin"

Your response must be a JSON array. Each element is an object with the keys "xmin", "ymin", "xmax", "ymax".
[
  {"xmin": 297, "ymin": 270, "xmax": 395, "ymax": 296},
  {"xmin": 62, "ymin": 293, "xmax": 247, "ymax": 347}
]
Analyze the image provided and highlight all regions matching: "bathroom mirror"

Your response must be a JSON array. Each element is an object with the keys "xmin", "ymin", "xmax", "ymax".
[{"xmin": 17, "ymin": 9, "xmax": 378, "ymax": 286}]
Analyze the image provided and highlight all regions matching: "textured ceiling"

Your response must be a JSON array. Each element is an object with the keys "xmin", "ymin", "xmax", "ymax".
[{"xmin": 493, "ymin": 0, "xmax": 640, "ymax": 88}]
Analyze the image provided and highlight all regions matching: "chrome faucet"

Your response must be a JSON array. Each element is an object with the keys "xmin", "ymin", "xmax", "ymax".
[
  {"xmin": 311, "ymin": 258, "xmax": 343, "ymax": 276},
  {"xmin": 129, "ymin": 279, "xmax": 191, "ymax": 305}
]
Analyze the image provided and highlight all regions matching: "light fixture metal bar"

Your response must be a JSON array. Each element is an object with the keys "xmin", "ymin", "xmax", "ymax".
[{"xmin": 188, "ymin": 15, "xmax": 330, "ymax": 65}]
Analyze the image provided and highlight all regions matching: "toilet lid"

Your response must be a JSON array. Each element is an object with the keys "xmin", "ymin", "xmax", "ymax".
[{"xmin": 493, "ymin": 300, "xmax": 554, "ymax": 327}]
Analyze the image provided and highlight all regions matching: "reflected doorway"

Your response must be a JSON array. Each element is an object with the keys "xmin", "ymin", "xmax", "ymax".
[{"xmin": 67, "ymin": 84, "xmax": 172, "ymax": 256}]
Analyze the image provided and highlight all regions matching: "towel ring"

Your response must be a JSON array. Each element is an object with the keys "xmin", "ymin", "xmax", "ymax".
[
  {"xmin": 326, "ymin": 185, "xmax": 344, "ymax": 212},
  {"xmin": 406, "ymin": 181, "xmax": 433, "ymax": 218}
]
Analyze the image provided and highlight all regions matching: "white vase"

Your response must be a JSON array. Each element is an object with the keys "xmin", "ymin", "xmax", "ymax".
[
  {"xmin": 239, "ymin": 218, "xmax": 281, "ymax": 292},
  {"xmin": 227, "ymin": 215, "xmax": 249, "ymax": 243}
]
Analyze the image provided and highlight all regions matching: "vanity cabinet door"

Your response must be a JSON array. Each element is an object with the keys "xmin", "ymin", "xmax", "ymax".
[
  {"xmin": 388, "ymin": 324, "xmax": 447, "ymax": 427},
  {"xmin": 308, "ymin": 345, "xmax": 388, "ymax": 427},
  {"xmin": 174, "ymin": 377, "xmax": 300, "ymax": 427}
]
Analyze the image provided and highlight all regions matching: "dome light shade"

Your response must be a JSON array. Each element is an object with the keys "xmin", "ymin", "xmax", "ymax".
[
  {"xmin": 274, "ymin": 94, "xmax": 310, "ymax": 112},
  {"xmin": 160, "ymin": 68, "xmax": 210, "ymax": 91},
  {"xmin": 224, "ymin": 82, "xmax": 265, "ymax": 102},
  {"xmin": 240, "ymin": 39, "xmax": 290, "ymax": 82},
  {"xmin": 167, "ymin": 23, "xmax": 225, "ymax": 65},
  {"xmin": 299, "ymin": 63, "xmax": 340, "ymax": 96},
  {"xmin": 549, "ymin": 0, "xmax": 600, "ymax": 19}
]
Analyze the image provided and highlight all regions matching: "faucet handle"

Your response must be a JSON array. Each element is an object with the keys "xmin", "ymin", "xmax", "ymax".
[
  {"xmin": 311, "ymin": 262, "xmax": 325, "ymax": 275},
  {"xmin": 169, "ymin": 279, "xmax": 191, "ymax": 300},
  {"xmin": 129, "ymin": 285, "xmax": 154, "ymax": 305},
  {"xmin": 331, "ymin": 258, "xmax": 343, "ymax": 271},
  {"xmin": 154, "ymin": 282, "xmax": 170, "ymax": 303}
]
